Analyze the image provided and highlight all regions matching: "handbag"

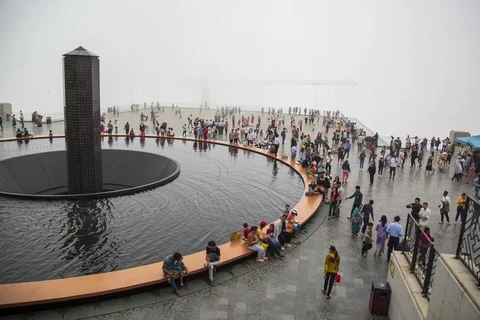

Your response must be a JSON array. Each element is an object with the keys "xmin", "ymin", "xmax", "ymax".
[{"xmin": 335, "ymin": 274, "xmax": 341, "ymax": 283}]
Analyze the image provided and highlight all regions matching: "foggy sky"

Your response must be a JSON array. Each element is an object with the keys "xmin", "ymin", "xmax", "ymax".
[{"xmin": 1, "ymin": 0, "xmax": 479, "ymax": 139}]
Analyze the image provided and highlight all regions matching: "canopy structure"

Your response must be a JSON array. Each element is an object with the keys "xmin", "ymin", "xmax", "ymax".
[{"xmin": 456, "ymin": 135, "xmax": 480, "ymax": 151}]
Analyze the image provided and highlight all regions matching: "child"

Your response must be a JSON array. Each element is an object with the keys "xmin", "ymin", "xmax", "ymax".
[
  {"xmin": 362, "ymin": 222, "xmax": 374, "ymax": 256},
  {"xmin": 173, "ymin": 255, "xmax": 189, "ymax": 287},
  {"xmin": 242, "ymin": 223, "xmax": 249, "ymax": 241}
]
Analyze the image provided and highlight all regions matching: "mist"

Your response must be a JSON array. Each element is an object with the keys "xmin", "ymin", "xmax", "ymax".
[{"xmin": 1, "ymin": 0, "xmax": 479, "ymax": 139}]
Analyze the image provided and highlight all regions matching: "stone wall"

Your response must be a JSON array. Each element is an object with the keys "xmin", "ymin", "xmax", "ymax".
[
  {"xmin": 387, "ymin": 252, "xmax": 480, "ymax": 320},
  {"xmin": 387, "ymin": 251, "xmax": 427, "ymax": 320},
  {"xmin": 427, "ymin": 254, "xmax": 480, "ymax": 320}
]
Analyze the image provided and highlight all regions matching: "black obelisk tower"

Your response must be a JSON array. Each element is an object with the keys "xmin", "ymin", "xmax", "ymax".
[{"xmin": 63, "ymin": 46, "xmax": 103, "ymax": 194}]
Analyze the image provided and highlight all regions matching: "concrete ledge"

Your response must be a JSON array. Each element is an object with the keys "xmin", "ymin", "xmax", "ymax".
[
  {"xmin": 0, "ymin": 134, "xmax": 323, "ymax": 309},
  {"xmin": 426, "ymin": 254, "xmax": 480, "ymax": 320},
  {"xmin": 388, "ymin": 251, "xmax": 428, "ymax": 320}
]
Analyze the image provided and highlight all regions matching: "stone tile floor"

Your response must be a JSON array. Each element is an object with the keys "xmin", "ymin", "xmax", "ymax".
[{"xmin": 1, "ymin": 109, "xmax": 474, "ymax": 319}]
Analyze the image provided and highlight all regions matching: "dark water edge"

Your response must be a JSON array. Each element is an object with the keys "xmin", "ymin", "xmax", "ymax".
[{"xmin": 0, "ymin": 138, "xmax": 304, "ymax": 283}]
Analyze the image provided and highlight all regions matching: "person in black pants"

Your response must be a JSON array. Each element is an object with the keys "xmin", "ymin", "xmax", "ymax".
[
  {"xmin": 367, "ymin": 161, "xmax": 376, "ymax": 185},
  {"xmin": 386, "ymin": 215, "xmax": 404, "ymax": 263},
  {"xmin": 277, "ymin": 215, "xmax": 293, "ymax": 249},
  {"xmin": 322, "ymin": 246, "xmax": 340, "ymax": 299},
  {"xmin": 361, "ymin": 200, "xmax": 375, "ymax": 234}
]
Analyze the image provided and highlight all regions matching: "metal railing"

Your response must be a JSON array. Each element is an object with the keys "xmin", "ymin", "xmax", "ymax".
[
  {"xmin": 402, "ymin": 213, "xmax": 439, "ymax": 301},
  {"xmin": 456, "ymin": 195, "xmax": 480, "ymax": 286}
]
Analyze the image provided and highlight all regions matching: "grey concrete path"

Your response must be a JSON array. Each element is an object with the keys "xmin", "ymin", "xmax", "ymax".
[{"xmin": 2, "ymin": 108, "xmax": 474, "ymax": 319}]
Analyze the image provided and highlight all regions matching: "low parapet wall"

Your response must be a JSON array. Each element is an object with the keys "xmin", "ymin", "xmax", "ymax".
[
  {"xmin": 387, "ymin": 252, "xmax": 480, "ymax": 320},
  {"xmin": 0, "ymin": 134, "xmax": 323, "ymax": 310}
]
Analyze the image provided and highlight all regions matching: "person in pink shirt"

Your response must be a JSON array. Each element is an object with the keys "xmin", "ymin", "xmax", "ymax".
[{"xmin": 287, "ymin": 208, "xmax": 301, "ymax": 236}]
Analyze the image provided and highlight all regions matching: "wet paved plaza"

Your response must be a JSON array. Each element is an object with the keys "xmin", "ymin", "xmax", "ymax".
[{"xmin": 1, "ymin": 108, "xmax": 474, "ymax": 319}]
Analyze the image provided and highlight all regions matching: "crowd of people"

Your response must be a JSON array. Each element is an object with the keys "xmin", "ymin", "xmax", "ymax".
[{"xmin": 91, "ymin": 104, "xmax": 480, "ymax": 299}]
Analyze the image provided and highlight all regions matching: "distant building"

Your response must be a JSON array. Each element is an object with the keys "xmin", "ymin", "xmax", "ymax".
[{"xmin": 0, "ymin": 103, "xmax": 12, "ymax": 121}]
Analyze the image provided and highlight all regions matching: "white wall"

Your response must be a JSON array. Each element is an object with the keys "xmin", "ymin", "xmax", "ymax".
[
  {"xmin": 387, "ymin": 251, "xmax": 428, "ymax": 320},
  {"xmin": 427, "ymin": 254, "xmax": 480, "ymax": 320}
]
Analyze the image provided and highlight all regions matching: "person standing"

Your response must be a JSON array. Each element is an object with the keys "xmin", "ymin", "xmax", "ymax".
[
  {"xmin": 357, "ymin": 134, "xmax": 364, "ymax": 152},
  {"xmin": 281, "ymin": 128, "xmax": 287, "ymax": 145},
  {"xmin": 0, "ymin": 115, "xmax": 3, "ymax": 131},
  {"xmin": 325, "ymin": 150, "xmax": 332, "ymax": 173},
  {"xmin": 359, "ymin": 150, "xmax": 366, "ymax": 169},
  {"xmin": 182, "ymin": 124, "xmax": 187, "ymax": 137},
  {"xmin": 454, "ymin": 193, "xmax": 467, "ymax": 224},
  {"xmin": 328, "ymin": 186, "xmax": 340, "ymax": 220},
  {"xmin": 418, "ymin": 227, "xmax": 434, "ymax": 266},
  {"xmin": 347, "ymin": 185, "xmax": 363, "ymax": 218},
  {"xmin": 341, "ymin": 160, "xmax": 351, "ymax": 185},
  {"xmin": 124, "ymin": 122, "xmax": 130, "ymax": 135},
  {"xmin": 205, "ymin": 241, "xmax": 222, "ymax": 286},
  {"xmin": 418, "ymin": 202, "xmax": 431, "ymax": 229},
  {"xmin": 361, "ymin": 200, "xmax": 375, "ymax": 234},
  {"xmin": 374, "ymin": 215, "xmax": 388, "ymax": 256},
  {"xmin": 406, "ymin": 198, "xmax": 422, "ymax": 221},
  {"xmin": 113, "ymin": 119, "xmax": 119, "ymax": 133},
  {"xmin": 273, "ymin": 134, "xmax": 280, "ymax": 157},
  {"xmin": 322, "ymin": 245, "xmax": 340, "ymax": 299},
  {"xmin": 351, "ymin": 203, "xmax": 362, "ymax": 237},
  {"xmin": 386, "ymin": 215, "xmax": 404, "ymax": 263},
  {"xmin": 438, "ymin": 191, "xmax": 451, "ymax": 224},
  {"xmin": 344, "ymin": 140, "xmax": 351, "ymax": 158},
  {"xmin": 389, "ymin": 155, "xmax": 398, "ymax": 179},
  {"xmin": 368, "ymin": 160, "xmax": 376, "ymax": 185},
  {"xmin": 451, "ymin": 157, "xmax": 463, "ymax": 181},
  {"xmin": 474, "ymin": 173, "xmax": 480, "ymax": 199},
  {"xmin": 337, "ymin": 143, "xmax": 345, "ymax": 165},
  {"xmin": 20, "ymin": 111, "xmax": 24, "ymax": 128}
]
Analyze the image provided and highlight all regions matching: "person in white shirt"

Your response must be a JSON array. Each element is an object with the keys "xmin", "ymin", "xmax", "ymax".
[
  {"xmin": 389, "ymin": 155, "xmax": 398, "ymax": 179},
  {"xmin": 419, "ymin": 202, "xmax": 431, "ymax": 228},
  {"xmin": 357, "ymin": 134, "xmax": 365, "ymax": 152},
  {"xmin": 273, "ymin": 134, "xmax": 280, "ymax": 156},
  {"xmin": 439, "ymin": 190, "xmax": 451, "ymax": 224},
  {"xmin": 325, "ymin": 150, "xmax": 332, "ymax": 172},
  {"xmin": 291, "ymin": 145, "xmax": 297, "ymax": 160}
]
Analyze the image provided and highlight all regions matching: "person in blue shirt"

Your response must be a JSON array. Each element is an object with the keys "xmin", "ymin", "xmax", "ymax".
[
  {"xmin": 345, "ymin": 140, "xmax": 351, "ymax": 158},
  {"xmin": 163, "ymin": 252, "xmax": 184, "ymax": 295},
  {"xmin": 386, "ymin": 216, "xmax": 404, "ymax": 263}
]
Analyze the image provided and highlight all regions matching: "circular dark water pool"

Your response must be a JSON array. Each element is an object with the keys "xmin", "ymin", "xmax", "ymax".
[{"xmin": 0, "ymin": 137, "xmax": 304, "ymax": 283}]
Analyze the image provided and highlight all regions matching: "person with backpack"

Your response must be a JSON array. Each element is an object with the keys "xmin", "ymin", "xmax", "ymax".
[{"xmin": 341, "ymin": 159, "xmax": 351, "ymax": 185}]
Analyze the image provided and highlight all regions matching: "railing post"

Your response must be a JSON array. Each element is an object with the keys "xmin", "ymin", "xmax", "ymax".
[
  {"xmin": 423, "ymin": 244, "xmax": 436, "ymax": 298},
  {"xmin": 410, "ymin": 225, "xmax": 420, "ymax": 272},
  {"xmin": 403, "ymin": 214, "xmax": 410, "ymax": 254},
  {"xmin": 455, "ymin": 197, "xmax": 469, "ymax": 259}
]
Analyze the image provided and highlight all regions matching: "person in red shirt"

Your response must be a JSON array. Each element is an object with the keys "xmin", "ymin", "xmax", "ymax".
[
  {"xmin": 242, "ymin": 223, "xmax": 249, "ymax": 241},
  {"xmin": 329, "ymin": 187, "xmax": 340, "ymax": 219},
  {"xmin": 418, "ymin": 227, "xmax": 434, "ymax": 266}
]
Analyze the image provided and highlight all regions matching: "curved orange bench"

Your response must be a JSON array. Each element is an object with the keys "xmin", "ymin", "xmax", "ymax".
[{"xmin": 0, "ymin": 134, "xmax": 323, "ymax": 309}]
